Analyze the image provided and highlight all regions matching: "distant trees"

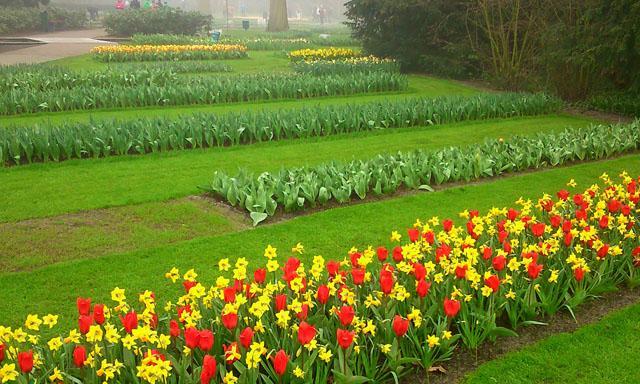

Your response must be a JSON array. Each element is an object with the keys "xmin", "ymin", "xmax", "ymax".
[
  {"xmin": 0, "ymin": 0, "xmax": 50, "ymax": 6},
  {"xmin": 345, "ymin": 0, "xmax": 640, "ymax": 99}
]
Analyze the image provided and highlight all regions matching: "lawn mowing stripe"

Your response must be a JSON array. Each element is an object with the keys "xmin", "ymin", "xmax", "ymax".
[
  {"xmin": 1, "ymin": 154, "xmax": 638, "ymax": 331},
  {"xmin": 0, "ymin": 115, "xmax": 595, "ymax": 222}
]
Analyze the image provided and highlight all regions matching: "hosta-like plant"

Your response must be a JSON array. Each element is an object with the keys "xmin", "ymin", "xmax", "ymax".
[
  {"xmin": 204, "ymin": 120, "xmax": 640, "ymax": 225},
  {"xmin": 0, "ymin": 93, "xmax": 560, "ymax": 165}
]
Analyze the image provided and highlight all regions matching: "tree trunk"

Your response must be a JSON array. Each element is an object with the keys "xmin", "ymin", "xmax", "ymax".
[{"xmin": 267, "ymin": 0, "xmax": 289, "ymax": 32}]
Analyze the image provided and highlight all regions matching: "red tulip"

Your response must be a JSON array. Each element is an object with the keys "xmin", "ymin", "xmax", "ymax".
[
  {"xmin": 120, "ymin": 311, "xmax": 138, "ymax": 334},
  {"xmin": 297, "ymin": 321, "xmax": 317, "ymax": 345},
  {"xmin": 413, "ymin": 263, "xmax": 426, "ymax": 280},
  {"xmin": 484, "ymin": 275, "xmax": 500, "ymax": 293},
  {"xmin": 316, "ymin": 285, "xmax": 330, "ymax": 304},
  {"xmin": 183, "ymin": 280, "xmax": 198, "ymax": 293},
  {"xmin": 444, "ymin": 298, "xmax": 461, "ymax": 318},
  {"xmin": 78, "ymin": 314, "xmax": 92, "ymax": 334},
  {"xmin": 455, "ymin": 265, "xmax": 468, "ymax": 279},
  {"xmin": 93, "ymin": 304, "xmax": 105, "ymax": 325},
  {"xmin": 507, "ymin": 208, "xmax": 520, "ymax": 221},
  {"xmin": 527, "ymin": 262, "xmax": 543, "ymax": 279},
  {"xmin": 18, "ymin": 351, "xmax": 33, "ymax": 373},
  {"xmin": 200, "ymin": 355, "xmax": 217, "ymax": 384},
  {"xmin": 392, "ymin": 315, "xmax": 409, "ymax": 337},
  {"xmin": 239, "ymin": 327, "xmax": 254, "ymax": 349},
  {"xmin": 442, "ymin": 219, "xmax": 453, "ymax": 232},
  {"xmin": 273, "ymin": 349, "xmax": 289, "ymax": 376},
  {"xmin": 423, "ymin": 231, "xmax": 435, "ymax": 245},
  {"xmin": 223, "ymin": 343, "xmax": 240, "ymax": 365},
  {"xmin": 376, "ymin": 246, "xmax": 388, "ymax": 261},
  {"xmin": 76, "ymin": 297, "xmax": 91, "ymax": 316},
  {"xmin": 392, "ymin": 246, "xmax": 403, "ymax": 262},
  {"xmin": 254, "ymin": 268, "xmax": 267, "ymax": 284},
  {"xmin": 435, "ymin": 243, "xmax": 451, "ymax": 262},
  {"xmin": 326, "ymin": 260, "xmax": 340, "ymax": 276},
  {"xmin": 482, "ymin": 247, "xmax": 493, "ymax": 260},
  {"xmin": 0, "ymin": 344, "xmax": 4, "ymax": 363},
  {"xmin": 336, "ymin": 329, "xmax": 355, "ymax": 349},
  {"xmin": 608, "ymin": 199, "xmax": 621, "ymax": 213},
  {"xmin": 416, "ymin": 279, "xmax": 431, "ymax": 298},
  {"xmin": 408, "ymin": 228, "xmax": 420, "ymax": 242},
  {"xmin": 170, "ymin": 320, "xmax": 181, "ymax": 338},
  {"xmin": 351, "ymin": 268, "xmax": 365, "ymax": 285},
  {"xmin": 185, "ymin": 327, "xmax": 200, "ymax": 349},
  {"xmin": 199, "ymin": 330, "xmax": 214, "ymax": 351},
  {"xmin": 574, "ymin": 267, "xmax": 585, "ymax": 282},
  {"xmin": 73, "ymin": 345, "xmax": 87, "ymax": 368},
  {"xmin": 492, "ymin": 256, "xmax": 506, "ymax": 271},
  {"xmin": 337, "ymin": 305, "xmax": 355, "ymax": 327},
  {"xmin": 349, "ymin": 252, "xmax": 361, "ymax": 267},
  {"xmin": 223, "ymin": 287, "xmax": 236, "ymax": 303},
  {"xmin": 531, "ymin": 223, "xmax": 546, "ymax": 237},
  {"xmin": 557, "ymin": 189, "xmax": 569, "ymax": 200},
  {"xmin": 275, "ymin": 294, "xmax": 287, "ymax": 312},
  {"xmin": 221, "ymin": 312, "xmax": 238, "ymax": 330},
  {"xmin": 597, "ymin": 244, "xmax": 609, "ymax": 259},
  {"xmin": 380, "ymin": 270, "xmax": 394, "ymax": 295}
]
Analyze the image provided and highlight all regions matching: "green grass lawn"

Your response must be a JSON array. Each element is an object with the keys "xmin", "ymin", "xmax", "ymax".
[
  {"xmin": 1, "ymin": 154, "xmax": 638, "ymax": 333},
  {"xmin": 0, "ymin": 115, "xmax": 595, "ymax": 223},
  {"xmin": 464, "ymin": 299, "xmax": 640, "ymax": 384}
]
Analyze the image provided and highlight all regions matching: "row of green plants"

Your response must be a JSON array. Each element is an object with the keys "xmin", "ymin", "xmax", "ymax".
[
  {"xmin": 0, "ymin": 93, "xmax": 559, "ymax": 165},
  {"xmin": 584, "ymin": 92, "xmax": 640, "ymax": 117},
  {"xmin": 292, "ymin": 56, "xmax": 400, "ymax": 76},
  {"xmin": 205, "ymin": 120, "xmax": 640, "ymax": 224},
  {"xmin": 0, "ymin": 6, "xmax": 85, "ymax": 35},
  {"xmin": 0, "ymin": 72, "xmax": 406, "ymax": 116},
  {"xmin": 0, "ymin": 65, "xmax": 179, "ymax": 92},
  {"xmin": 0, "ymin": 62, "xmax": 232, "ymax": 92},
  {"xmin": 129, "ymin": 33, "xmax": 358, "ymax": 50}
]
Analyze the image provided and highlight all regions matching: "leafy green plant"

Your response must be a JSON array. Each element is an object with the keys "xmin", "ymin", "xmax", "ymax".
[
  {"xmin": 0, "ymin": 72, "xmax": 406, "ymax": 115},
  {"xmin": 0, "ymin": 93, "xmax": 559, "ymax": 165},
  {"xmin": 102, "ymin": 7, "xmax": 210, "ymax": 36},
  {"xmin": 203, "ymin": 120, "xmax": 640, "ymax": 224}
]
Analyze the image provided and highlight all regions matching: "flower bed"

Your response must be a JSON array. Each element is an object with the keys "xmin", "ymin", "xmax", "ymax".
[
  {"xmin": 0, "ymin": 72, "xmax": 406, "ymax": 117},
  {"xmin": 289, "ymin": 47, "xmax": 360, "ymax": 62},
  {"xmin": 292, "ymin": 56, "xmax": 400, "ymax": 76},
  {"xmin": 0, "ymin": 93, "xmax": 559, "ymax": 165},
  {"xmin": 0, "ymin": 175, "xmax": 638, "ymax": 383},
  {"xmin": 205, "ymin": 120, "xmax": 640, "ymax": 224},
  {"xmin": 90, "ymin": 44, "xmax": 248, "ymax": 63}
]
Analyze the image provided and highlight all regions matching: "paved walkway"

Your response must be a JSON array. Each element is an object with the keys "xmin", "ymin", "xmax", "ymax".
[{"xmin": 0, "ymin": 29, "xmax": 114, "ymax": 65}]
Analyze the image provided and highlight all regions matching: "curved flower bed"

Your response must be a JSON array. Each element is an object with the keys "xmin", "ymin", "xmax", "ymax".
[
  {"xmin": 91, "ymin": 45, "xmax": 248, "ymax": 62},
  {"xmin": 0, "ymin": 174, "xmax": 639, "ymax": 383}
]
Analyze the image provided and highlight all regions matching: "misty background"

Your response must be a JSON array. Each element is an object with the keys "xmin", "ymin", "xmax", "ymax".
[{"xmin": 50, "ymin": 0, "xmax": 348, "ymax": 21}]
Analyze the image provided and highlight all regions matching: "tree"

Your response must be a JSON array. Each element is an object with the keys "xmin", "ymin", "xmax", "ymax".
[{"xmin": 268, "ymin": 0, "xmax": 289, "ymax": 32}]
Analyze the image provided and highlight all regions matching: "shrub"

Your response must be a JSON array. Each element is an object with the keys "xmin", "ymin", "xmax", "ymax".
[
  {"xmin": 0, "ymin": 6, "xmax": 84, "ymax": 35},
  {"xmin": 204, "ymin": 120, "xmax": 640, "ymax": 224},
  {"xmin": 583, "ymin": 92, "xmax": 640, "ymax": 117},
  {"xmin": 0, "ymin": 174, "xmax": 639, "ymax": 382},
  {"xmin": 0, "ymin": 93, "xmax": 559, "ymax": 165},
  {"xmin": 102, "ymin": 7, "xmax": 210, "ymax": 36}
]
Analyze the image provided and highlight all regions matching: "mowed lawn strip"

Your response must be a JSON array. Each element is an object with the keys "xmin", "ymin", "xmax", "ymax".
[
  {"xmin": 464, "ymin": 299, "xmax": 640, "ymax": 384},
  {"xmin": 1, "ymin": 154, "xmax": 639, "ymax": 331},
  {"xmin": 0, "ymin": 74, "xmax": 479, "ymax": 127},
  {"xmin": 0, "ymin": 115, "xmax": 595, "ymax": 222}
]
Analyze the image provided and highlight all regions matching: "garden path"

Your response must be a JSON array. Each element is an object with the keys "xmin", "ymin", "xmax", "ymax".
[{"xmin": 0, "ymin": 28, "xmax": 112, "ymax": 65}]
